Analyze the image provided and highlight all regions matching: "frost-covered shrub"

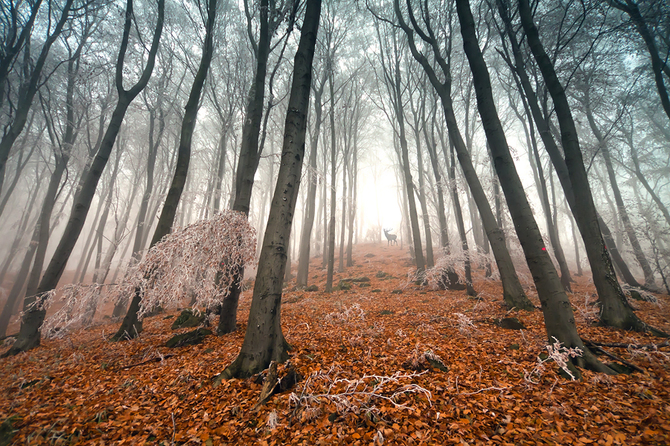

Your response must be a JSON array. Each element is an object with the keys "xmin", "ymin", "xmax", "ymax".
[
  {"xmin": 41, "ymin": 211, "xmax": 256, "ymax": 338},
  {"xmin": 127, "ymin": 210, "xmax": 256, "ymax": 318}
]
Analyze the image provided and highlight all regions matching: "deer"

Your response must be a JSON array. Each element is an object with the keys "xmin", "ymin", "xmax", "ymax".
[{"xmin": 383, "ymin": 228, "xmax": 398, "ymax": 246}]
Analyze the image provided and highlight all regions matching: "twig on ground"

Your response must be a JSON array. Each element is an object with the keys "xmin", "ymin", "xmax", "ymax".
[{"xmin": 583, "ymin": 340, "xmax": 646, "ymax": 374}]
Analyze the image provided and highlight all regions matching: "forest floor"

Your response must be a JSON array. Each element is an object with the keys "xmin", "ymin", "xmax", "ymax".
[{"xmin": 1, "ymin": 242, "xmax": 670, "ymax": 445}]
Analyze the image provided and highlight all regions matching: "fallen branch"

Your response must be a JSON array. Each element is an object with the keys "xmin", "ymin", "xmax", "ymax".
[
  {"xmin": 112, "ymin": 354, "xmax": 176, "ymax": 371},
  {"xmin": 583, "ymin": 341, "xmax": 645, "ymax": 374},
  {"xmin": 585, "ymin": 340, "xmax": 669, "ymax": 350}
]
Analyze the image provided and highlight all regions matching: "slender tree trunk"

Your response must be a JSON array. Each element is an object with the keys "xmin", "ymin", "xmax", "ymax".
[
  {"xmin": 516, "ymin": 0, "xmax": 664, "ymax": 336},
  {"xmin": 325, "ymin": 62, "xmax": 337, "ymax": 292},
  {"xmin": 217, "ymin": 0, "xmax": 320, "ymax": 380},
  {"xmin": 448, "ymin": 141, "xmax": 476, "ymax": 295},
  {"xmin": 0, "ymin": 175, "xmax": 42, "ymax": 287},
  {"xmin": 423, "ymin": 115, "xmax": 450, "ymax": 253},
  {"xmin": 412, "ymin": 116, "xmax": 434, "ymax": 268},
  {"xmin": 512, "ymin": 81, "xmax": 572, "ymax": 289},
  {"xmin": 346, "ymin": 141, "xmax": 357, "ymax": 267},
  {"xmin": 456, "ymin": 0, "xmax": 613, "ymax": 374},
  {"xmin": 4, "ymin": 0, "xmax": 165, "ymax": 356},
  {"xmin": 296, "ymin": 81, "xmax": 324, "ymax": 287},
  {"xmin": 338, "ymin": 152, "xmax": 347, "ymax": 273},
  {"xmin": 388, "ymin": 33, "xmax": 425, "ymax": 274},
  {"xmin": 114, "ymin": 0, "xmax": 215, "ymax": 341}
]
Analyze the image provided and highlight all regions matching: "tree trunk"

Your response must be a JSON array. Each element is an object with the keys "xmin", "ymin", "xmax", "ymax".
[
  {"xmin": 516, "ymin": 0, "xmax": 664, "ymax": 336},
  {"xmin": 456, "ymin": 0, "xmax": 613, "ymax": 375},
  {"xmin": 325, "ymin": 61, "xmax": 337, "ymax": 293},
  {"xmin": 447, "ymin": 140, "xmax": 476, "ymax": 296},
  {"xmin": 217, "ymin": 0, "xmax": 320, "ymax": 380},
  {"xmin": 218, "ymin": 0, "xmax": 272, "ymax": 333},
  {"xmin": 394, "ymin": 0, "xmax": 532, "ymax": 310},
  {"xmin": 296, "ymin": 79, "xmax": 325, "ymax": 287},
  {"xmin": 511, "ymin": 80, "xmax": 572, "ymax": 290},
  {"xmin": 0, "ymin": 169, "xmax": 42, "ymax": 287},
  {"xmin": 113, "ymin": 0, "xmax": 215, "ymax": 341},
  {"xmin": 3, "ymin": 0, "xmax": 165, "ymax": 356}
]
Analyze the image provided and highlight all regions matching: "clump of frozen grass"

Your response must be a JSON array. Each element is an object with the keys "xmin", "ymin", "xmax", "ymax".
[
  {"xmin": 524, "ymin": 337, "xmax": 583, "ymax": 383},
  {"xmin": 325, "ymin": 303, "xmax": 365, "ymax": 323},
  {"xmin": 404, "ymin": 343, "xmax": 448, "ymax": 371},
  {"xmin": 452, "ymin": 312, "xmax": 478, "ymax": 336},
  {"xmin": 288, "ymin": 365, "xmax": 431, "ymax": 422}
]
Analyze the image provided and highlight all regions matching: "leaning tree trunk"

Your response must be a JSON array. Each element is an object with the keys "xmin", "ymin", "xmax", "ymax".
[
  {"xmin": 515, "ymin": 0, "xmax": 664, "ymax": 336},
  {"xmin": 296, "ymin": 78, "xmax": 325, "ymax": 287},
  {"xmin": 456, "ymin": 0, "xmax": 613, "ymax": 375},
  {"xmin": 2, "ymin": 0, "xmax": 165, "ymax": 356},
  {"xmin": 513, "ymin": 81, "xmax": 572, "ymax": 290},
  {"xmin": 216, "ymin": 0, "xmax": 321, "ymax": 381},
  {"xmin": 582, "ymin": 99, "xmax": 655, "ymax": 288},
  {"xmin": 394, "ymin": 0, "xmax": 532, "ymax": 310},
  {"xmin": 447, "ymin": 140, "xmax": 476, "ymax": 296},
  {"xmin": 113, "ymin": 0, "xmax": 216, "ymax": 341},
  {"xmin": 217, "ymin": 0, "xmax": 271, "ymax": 333}
]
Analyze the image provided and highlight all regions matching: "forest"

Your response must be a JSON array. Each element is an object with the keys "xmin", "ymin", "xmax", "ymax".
[{"xmin": 1, "ymin": 0, "xmax": 670, "ymax": 444}]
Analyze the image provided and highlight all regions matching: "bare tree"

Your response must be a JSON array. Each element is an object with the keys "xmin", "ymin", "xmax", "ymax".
[
  {"xmin": 216, "ymin": 0, "xmax": 321, "ymax": 380},
  {"xmin": 515, "ymin": 0, "xmax": 665, "ymax": 336},
  {"xmin": 3, "ymin": 0, "xmax": 165, "ymax": 356},
  {"xmin": 393, "ymin": 0, "xmax": 532, "ymax": 309},
  {"xmin": 456, "ymin": 0, "xmax": 613, "ymax": 375},
  {"xmin": 113, "ymin": 0, "xmax": 218, "ymax": 341}
]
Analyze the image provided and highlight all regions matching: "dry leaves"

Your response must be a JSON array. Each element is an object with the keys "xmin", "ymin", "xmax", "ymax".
[{"xmin": 1, "ymin": 243, "xmax": 670, "ymax": 445}]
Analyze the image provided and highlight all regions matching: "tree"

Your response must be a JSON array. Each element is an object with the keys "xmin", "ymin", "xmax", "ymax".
[
  {"xmin": 577, "ymin": 75, "xmax": 656, "ymax": 289},
  {"xmin": 372, "ymin": 20, "xmax": 426, "ymax": 275},
  {"xmin": 393, "ymin": 0, "xmax": 532, "ymax": 310},
  {"xmin": 515, "ymin": 0, "xmax": 665, "ymax": 335},
  {"xmin": 3, "ymin": 0, "xmax": 165, "ymax": 356},
  {"xmin": 216, "ymin": 0, "xmax": 321, "ymax": 380},
  {"xmin": 217, "ymin": 0, "xmax": 297, "ymax": 334},
  {"xmin": 113, "ymin": 0, "xmax": 218, "ymax": 341},
  {"xmin": 296, "ymin": 58, "xmax": 328, "ymax": 288},
  {"xmin": 0, "ymin": 0, "xmax": 74, "ymax": 194},
  {"xmin": 608, "ymin": 0, "xmax": 670, "ymax": 123},
  {"xmin": 455, "ymin": 0, "xmax": 612, "ymax": 375}
]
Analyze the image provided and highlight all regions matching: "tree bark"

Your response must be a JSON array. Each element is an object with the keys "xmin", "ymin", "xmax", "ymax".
[
  {"xmin": 217, "ymin": 0, "xmax": 320, "ymax": 380},
  {"xmin": 456, "ymin": 0, "xmax": 613, "ymax": 375},
  {"xmin": 4, "ymin": 0, "xmax": 165, "ymax": 356},
  {"xmin": 114, "ymin": 0, "xmax": 216, "ymax": 341},
  {"xmin": 516, "ymin": 0, "xmax": 664, "ymax": 336}
]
